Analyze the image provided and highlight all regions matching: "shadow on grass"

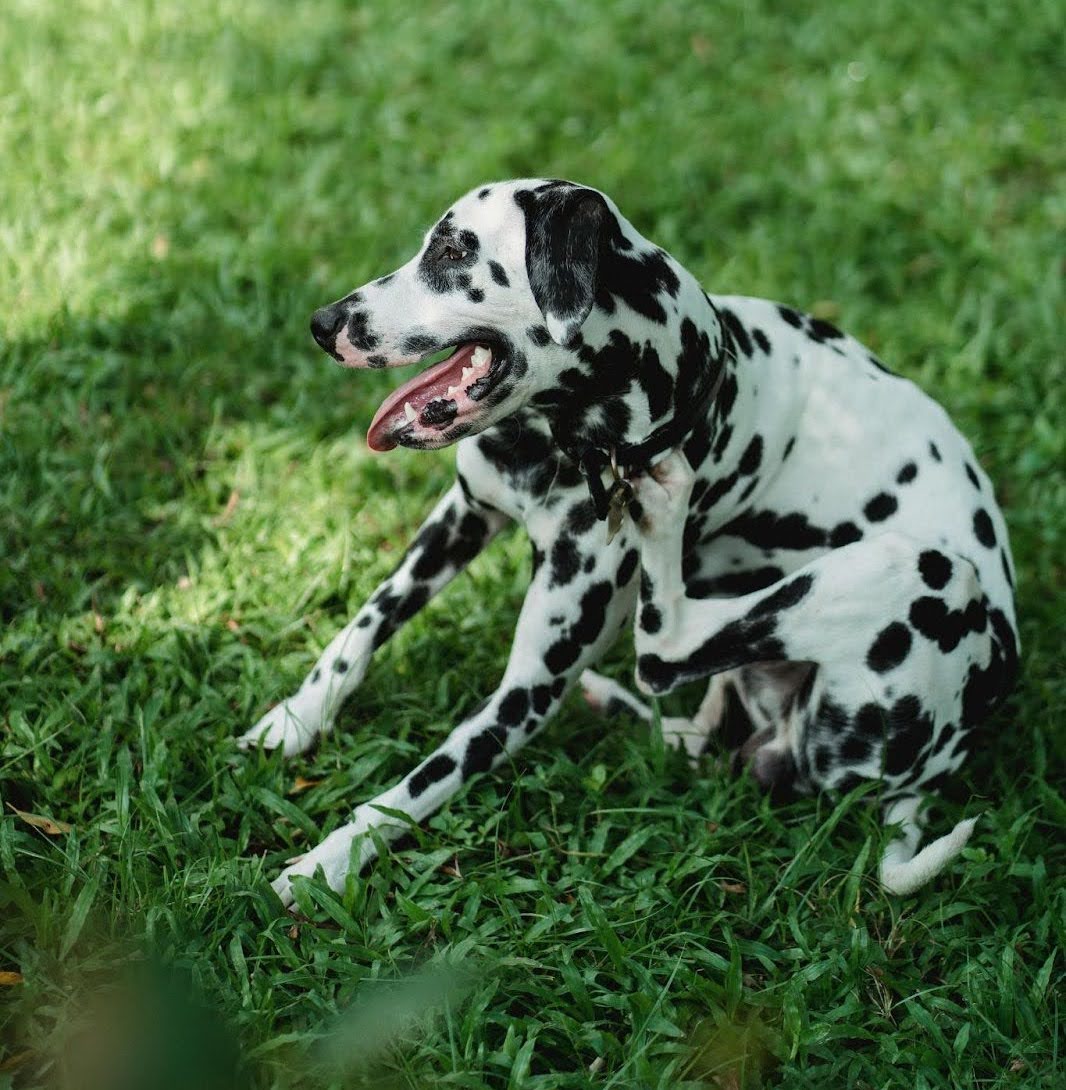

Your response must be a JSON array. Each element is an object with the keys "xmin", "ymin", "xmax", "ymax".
[{"xmin": 0, "ymin": 256, "xmax": 369, "ymax": 624}]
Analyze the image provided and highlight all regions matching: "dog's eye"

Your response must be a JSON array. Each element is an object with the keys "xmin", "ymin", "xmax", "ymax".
[{"xmin": 440, "ymin": 245, "xmax": 468, "ymax": 262}]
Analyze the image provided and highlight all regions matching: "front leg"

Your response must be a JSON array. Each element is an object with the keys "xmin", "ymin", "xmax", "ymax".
[
  {"xmin": 631, "ymin": 450, "xmax": 698, "ymax": 675},
  {"xmin": 239, "ymin": 481, "xmax": 507, "ymax": 755},
  {"xmin": 271, "ymin": 507, "xmax": 640, "ymax": 906}
]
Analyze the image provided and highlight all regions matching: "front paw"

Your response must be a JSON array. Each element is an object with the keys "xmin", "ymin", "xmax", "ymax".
[
  {"xmin": 237, "ymin": 691, "xmax": 329, "ymax": 757},
  {"xmin": 631, "ymin": 451, "xmax": 695, "ymax": 536},
  {"xmin": 270, "ymin": 820, "xmax": 371, "ymax": 908}
]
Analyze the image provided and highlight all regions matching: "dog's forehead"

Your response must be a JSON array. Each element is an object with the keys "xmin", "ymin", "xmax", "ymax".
[
  {"xmin": 420, "ymin": 181, "xmax": 542, "ymax": 265},
  {"xmin": 447, "ymin": 183, "xmax": 528, "ymax": 232}
]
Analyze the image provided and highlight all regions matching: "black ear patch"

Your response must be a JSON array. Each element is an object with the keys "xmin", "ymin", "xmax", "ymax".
[{"xmin": 515, "ymin": 183, "xmax": 610, "ymax": 347}]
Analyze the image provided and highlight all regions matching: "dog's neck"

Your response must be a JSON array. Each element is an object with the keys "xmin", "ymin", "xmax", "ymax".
[{"xmin": 527, "ymin": 252, "xmax": 739, "ymax": 475}]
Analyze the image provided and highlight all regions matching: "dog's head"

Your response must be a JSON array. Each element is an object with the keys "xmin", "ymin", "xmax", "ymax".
[{"xmin": 310, "ymin": 179, "xmax": 693, "ymax": 452}]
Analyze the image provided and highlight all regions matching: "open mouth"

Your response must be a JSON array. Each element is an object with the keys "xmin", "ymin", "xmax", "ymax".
[{"xmin": 366, "ymin": 342, "xmax": 504, "ymax": 451}]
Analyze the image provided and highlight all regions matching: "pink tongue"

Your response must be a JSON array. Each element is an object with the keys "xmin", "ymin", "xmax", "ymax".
[{"xmin": 366, "ymin": 344, "xmax": 476, "ymax": 451}]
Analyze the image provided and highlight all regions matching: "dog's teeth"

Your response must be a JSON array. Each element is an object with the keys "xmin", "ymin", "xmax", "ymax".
[
  {"xmin": 446, "ymin": 384, "xmax": 461, "ymax": 397},
  {"xmin": 404, "ymin": 402, "xmax": 417, "ymax": 422},
  {"xmin": 461, "ymin": 366, "xmax": 474, "ymax": 381},
  {"xmin": 471, "ymin": 345, "xmax": 491, "ymax": 368}
]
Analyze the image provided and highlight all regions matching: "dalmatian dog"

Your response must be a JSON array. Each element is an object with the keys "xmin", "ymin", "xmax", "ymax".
[{"xmin": 239, "ymin": 179, "xmax": 1018, "ymax": 904}]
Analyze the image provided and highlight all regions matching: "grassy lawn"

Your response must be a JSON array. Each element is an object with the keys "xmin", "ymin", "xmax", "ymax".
[{"xmin": 1, "ymin": 0, "xmax": 1062, "ymax": 1086}]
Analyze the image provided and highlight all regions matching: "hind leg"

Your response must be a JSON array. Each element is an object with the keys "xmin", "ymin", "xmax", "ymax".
[
  {"xmin": 580, "ymin": 664, "xmax": 811, "ymax": 780},
  {"xmin": 630, "ymin": 450, "xmax": 1016, "ymax": 892}
]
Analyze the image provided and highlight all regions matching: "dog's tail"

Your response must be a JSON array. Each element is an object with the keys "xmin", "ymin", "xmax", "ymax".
[{"xmin": 878, "ymin": 794, "xmax": 978, "ymax": 896}]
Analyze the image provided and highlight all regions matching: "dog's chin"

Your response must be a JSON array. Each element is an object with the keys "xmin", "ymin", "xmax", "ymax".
[{"xmin": 366, "ymin": 339, "xmax": 511, "ymax": 452}]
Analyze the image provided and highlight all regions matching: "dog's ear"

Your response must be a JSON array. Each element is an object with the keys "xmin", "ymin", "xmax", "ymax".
[{"xmin": 517, "ymin": 183, "xmax": 609, "ymax": 347}]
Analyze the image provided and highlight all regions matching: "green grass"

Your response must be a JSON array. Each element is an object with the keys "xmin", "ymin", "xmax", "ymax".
[{"xmin": 1, "ymin": 0, "xmax": 1063, "ymax": 1086}]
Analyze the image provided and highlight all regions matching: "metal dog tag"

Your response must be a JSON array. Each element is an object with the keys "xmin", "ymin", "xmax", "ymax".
[{"xmin": 605, "ymin": 478, "xmax": 634, "ymax": 545}]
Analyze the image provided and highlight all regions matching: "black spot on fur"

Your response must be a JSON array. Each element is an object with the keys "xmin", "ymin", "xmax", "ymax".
[
  {"xmin": 719, "ymin": 308, "xmax": 753, "ymax": 358},
  {"xmin": 829, "ymin": 521, "xmax": 863, "ymax": 548},
  {"xmin": 778, "ymin": 305, "xmax": 803, "ymax": 328},
  {"xmin": 965, "ymin": 462, "xmax": 981, "ymax": 489},
  {"xmin": 408, "ymin": 754, "xmax": 457, "ymax": 798},
  {"xmin": 863, "ymin": 492, "xmax": 898, "ymax": 522},
  {"xmin": 640, "ymin": 605, "xmax": 662, "ymax": 633},
  {"xmin": 807, "ymin": 317, "xmax": 844, "ymax": 342},
  {"xmin": 883, "ymin": 696, "xmax": 935, "ymax": 776},
  {"xmin": 841, "ymin": 734, "xmax": 872, "ymax": 761},
  {"xmin": 598, "ymin": 240, "xmax": 680, "ymax": 324},
  {"xmin": 499, "ymin": 688, "xmax": 530, "ymax": 727},
  {"xmin": 752, "ymin": 328, "xmax": 771, "ymax": 354},
  {"xmin": 854, "ymin": 703, "xmax": 886, "ymax": 738},
  {"xmin": 550, "ymin": 537, "xmax": 581, "ymax": 587},
  {"xmin": 973, "ymin": 508, "xmax": 996, "ymax": 548},
  {"xmin": 478, "ymin": 187, "xmax": 491, "ymax": 199},
  {"xmin": 401, "ymin": 333, "xmax": 439, "ymax": 355},
  {"xmin": 531, "ymin": 685, "xmax": 552, "ymax": 715},
  {"xmin": 909, "ymin": 594, "xmax": 988, "ymax": 653},
  {"xmin": 462, "ymin": 725, "xmax": 509, "ymax": 777},
  {"xmin": 688, "ymin": 567, "xmax": 784, "ymax": 598},
  {"xmin": 932, "ymin": 723, "xmax": 956, "ymax": 755},
  {"xmin": 367, "ymin": 354, "xmax": 387, "ymax": 368},
  {"xmin": 346, "ymin": 310, "xmax": 380, "ymax": 351},
  {"xmin": 333, "ymin": 659, "xmax": 348, "ymax": 674},
  {"xmin": 961, "ymin": 607, "xmax": 1018, "ymax": 728},
  {"xmin": 813, "ymin": 745, "xmax": 834, "ymax": 775},
  {"xmin": 467, "ymin": 288, "xmax": 485, "ymax": 303},
  {"xmin": 640, "ymin": 346, "xmax": 674, "ymax": 421},
  {"xmin": 746, "ymin": 573, "xmax": 814, "ymax": 618},
  {"xmin": 738, "ymin": 436, "xmax": 763, "ymax": 476},
  {"xmin": 396, "ymin": 585, "xmax": 430, "ymax": 624},
  {"xmin": 574, "ymin": 581, "xmax": 613, "ymax": 645},
  {"xmin": 896, "ymin": 462, "xmax": 918, "ymax": 484},
  {"xmin": 616, "ymin": 548, "xmax": 639, "ymax": 587},
  {"xmin": 528, "ymin": 324, "xmax": 551, "ymax": 346},
  {"xmin": 1000, "ymin": 548, "xmax": 1014, "ymax": 590},
  {"xmin": 544, "ymin": 581, "xmax": 613, "ymax": 675},
  {"xmin": 918, "ymin": 550, "xmax": 953, "ymax": 589},
  {"xmin": 867, "ymin": 622, "xmax": 912, "ymax": 672},
  {"xmin": 712, "ymin": 422, "xmax": 734, "ymax": 463},
  {"xmin": 311, "ymin": 669, "xmax": 321, "ymax": 683},
  {"xmin": 566, "ymin": 499, "xmax": 598, "ymax": 536},
  {"xmin": 412, "ymin": 522, "xmax": 452, "ymax": 580},
  {"xmin": 929, "ymin": 441, "xmax": 942, "ymax": 462},
  {"xmin": 718, "ymin": 509, "xmax": 827, "ymax": 551}
]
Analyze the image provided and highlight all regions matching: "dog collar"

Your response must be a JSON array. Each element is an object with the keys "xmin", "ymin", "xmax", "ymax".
[{"xmin": 551, "ymin": 338, "xmax": 730, "ymax": 525}]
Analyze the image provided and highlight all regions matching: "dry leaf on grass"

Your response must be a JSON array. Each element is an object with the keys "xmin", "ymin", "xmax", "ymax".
[
  {"xmin": 288, "ymin": 776, "xmax": 322, "ymax": 795},
  {"xmin": 8, "ymin": 806, "xmax": 72, "ymax": 835}
]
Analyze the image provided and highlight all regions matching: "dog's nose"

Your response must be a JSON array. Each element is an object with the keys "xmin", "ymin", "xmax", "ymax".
[{"xmin": 310, "ymin": 304, "xmax": 347, "ymax": 349}]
